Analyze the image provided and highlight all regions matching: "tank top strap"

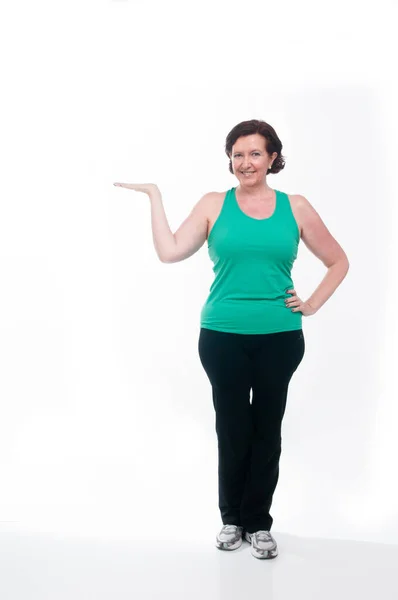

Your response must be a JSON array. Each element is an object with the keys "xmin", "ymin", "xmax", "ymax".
[
  {"xmin": 275, "ymin": 189, "xmax": 300, "ymax": 239},
  {"xmin": 275, "ymin": 189, "xmax": 290, "ymax": 215}
]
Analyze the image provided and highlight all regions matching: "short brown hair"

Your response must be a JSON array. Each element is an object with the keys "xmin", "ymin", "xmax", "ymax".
[{"xmin": 225, "ymin": 119, "xmax": 286, "ymax": 175}]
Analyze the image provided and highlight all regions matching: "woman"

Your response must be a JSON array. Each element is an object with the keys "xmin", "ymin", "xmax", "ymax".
[{"xmin": 114, "ymin": 119, "xmax": 349, "ymax": 560}]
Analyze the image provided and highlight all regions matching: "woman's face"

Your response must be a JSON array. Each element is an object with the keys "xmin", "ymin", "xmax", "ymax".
[{"xmin": 230, "ymin": 133, "xmax": 276, "ymax": 185}]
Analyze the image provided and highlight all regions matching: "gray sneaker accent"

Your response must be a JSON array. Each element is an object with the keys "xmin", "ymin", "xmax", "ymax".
[
  {"xmin": 215, "ymin": 524, "xmax": 244, "ymax": 550},
  {"xmin": 244, "ymin": 530, "xmax": 278, "ymax": 559}
]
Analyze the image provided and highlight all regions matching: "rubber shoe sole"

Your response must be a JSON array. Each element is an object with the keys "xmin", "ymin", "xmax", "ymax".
[{"xmin": 215, "ymin": 525, "xmax": 244, "ymax": 550}]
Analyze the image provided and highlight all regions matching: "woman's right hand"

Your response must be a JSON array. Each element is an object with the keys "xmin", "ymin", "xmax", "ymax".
[{"xmin": 113, "ymin": 182, "xmax": 160, "ymax": 198}]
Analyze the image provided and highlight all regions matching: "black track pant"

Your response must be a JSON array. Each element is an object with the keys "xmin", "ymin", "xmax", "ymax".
[{"xmin": 198, "ymin": 327, "xmax": 305, "ymax": 534}]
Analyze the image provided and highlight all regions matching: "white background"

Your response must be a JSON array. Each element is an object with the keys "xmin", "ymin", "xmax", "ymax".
[{"xmin": 1, "ymin": 0, "xmax": 397, "ymax": 545}]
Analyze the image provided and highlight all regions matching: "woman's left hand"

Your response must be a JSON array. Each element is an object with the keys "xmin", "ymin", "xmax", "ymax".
[{"xmin": 285, "ymin": 289, "xmax": 317, "ymax": 317}]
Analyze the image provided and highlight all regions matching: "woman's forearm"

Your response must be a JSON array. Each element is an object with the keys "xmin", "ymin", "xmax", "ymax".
[
  {"xmin": 148, "ymin": 188, "xmax": 176, "ymax": 262},
  {"xmin": 306, "ymin": 258, "xmax": 350, "ymax": 312}
]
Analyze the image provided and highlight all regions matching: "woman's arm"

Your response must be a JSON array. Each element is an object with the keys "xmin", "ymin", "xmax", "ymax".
[
  {"xmin": 150, "ymin": 188, "xmax": 212, "ymax": 263},
  {"xmin": 147, "ymin": 187, "xmax": 178, "ymax": 262},
  {"xmin": 306, "ymin": 260, "xmax": 349, "ymax": 312},
  {"xmin": 296, "ymin": 194, "xmax": 350, "ymax": 312},
  {"xmin": 113, "ymin": 182, "xmax": 210, "ymax": 263}
]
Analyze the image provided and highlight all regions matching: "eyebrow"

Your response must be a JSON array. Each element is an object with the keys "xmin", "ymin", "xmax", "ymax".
[{"xmin": 233, "ymin": 149, "xmax": 262, "ymax": 153}]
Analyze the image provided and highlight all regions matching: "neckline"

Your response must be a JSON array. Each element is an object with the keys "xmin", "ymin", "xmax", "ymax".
[{"xmin": 233, "ymin": 187, "xmax": 278, "ymax": 221}]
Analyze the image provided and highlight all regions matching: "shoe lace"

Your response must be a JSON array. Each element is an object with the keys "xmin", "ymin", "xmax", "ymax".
[
  {"xmin": 222, "ymin": 524, "xmax": 239, "ymax": 533},
  {"xmin": 254, "ymin": 530, "xmax": 272, "ymax": 542}
]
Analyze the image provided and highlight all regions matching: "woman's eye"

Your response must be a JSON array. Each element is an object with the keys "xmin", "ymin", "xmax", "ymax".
[{"xmin": 234, "ymin": 153, "xmax": 260, "ymax": 157}]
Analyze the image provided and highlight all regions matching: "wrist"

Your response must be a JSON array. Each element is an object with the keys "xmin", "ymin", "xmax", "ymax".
[
  {"xmin": 148, "ymin": 185, "xmax": 161, "ymax": 200},
  {"xmin": 306, "ymin": 299, "xmax": 319, "ymax": 313}
]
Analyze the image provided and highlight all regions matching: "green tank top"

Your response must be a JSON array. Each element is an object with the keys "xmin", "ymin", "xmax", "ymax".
[{"xmin": 200, "ymin": 186, "xmax": 302, "ymax": 334}]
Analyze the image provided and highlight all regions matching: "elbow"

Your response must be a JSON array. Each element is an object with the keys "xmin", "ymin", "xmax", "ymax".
[
  {"xmin": 159, "ymin": 238, "xmax": 177, "ymax": 263},
  {"xmin": 329, "ymin": 255, "xmax": 349, "ymax": 274},
  {"xmin": 329, "ymin": 252, "xmax": 349, "ymax": 270},
  {"xmin": 159, "ymin": 253, "xmax": 175, "ymax": 264}
]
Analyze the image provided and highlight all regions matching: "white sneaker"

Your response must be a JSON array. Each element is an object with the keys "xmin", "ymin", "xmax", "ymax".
[
  {"xmin": 244, "ymin": 530, "xmax": 278, "ymax": 559},
  {"xmin": 215, "ymin": 524, "xmax": 244, "ymax": 550}
]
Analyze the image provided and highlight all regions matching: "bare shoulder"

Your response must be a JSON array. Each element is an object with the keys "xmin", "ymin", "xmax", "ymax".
[
  {"xmin": 202, "ymin": 190, "xmax": 225, "ymax": 204},
  {"xmin": 287, "ymin": 193, "xmax": 308, "ymax": 211},
  {"xmin": 187, "ymin": 191, "xmax": 220, "ymax": 220},
  {"xmin": 287, "ymin": 192, "xmax": 326, "ymax": 228},
  {"xmin": 201, "ymin": 190, "xmax": 225, "ymax": 216},
  {"xmin": 289, "ymin": 193, "xmax": 322, "ymax": 222}
]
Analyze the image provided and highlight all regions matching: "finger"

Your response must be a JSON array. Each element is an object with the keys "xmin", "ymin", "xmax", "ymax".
[
  {"xmin": 287, "ymin": 297, "xmax": 301, "ymax": 307},
  {"xmin": 289, "ymin": 300, "xmax": 301, "ymax": 308},
  {"xmin": 114, "ymin": 183, "xmax": 149, "ymax": 191},
  {"xmin": 285, "ymin": 295, "xmax": 298, "ymax": 305},
  {"xmin": 114, "ymin": 183, "xmax": 137, "ymax": 190},
  {"xmin": 291, "ymin": 304, "xmax": 302, "ymax": 312}
]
